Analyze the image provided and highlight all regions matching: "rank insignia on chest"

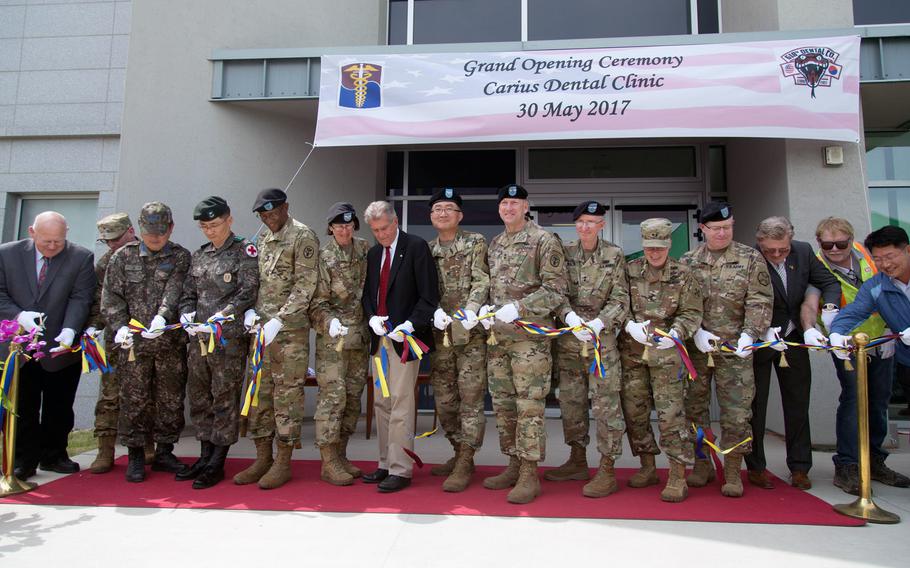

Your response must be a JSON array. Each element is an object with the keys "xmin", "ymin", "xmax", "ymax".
[
  {"xmin": 245, "ymin": 244, "xmax": 258, "ymax": 257},
  {"xmin": 722, "ymin": 263, "xmax": 744, "ymax": 269}
]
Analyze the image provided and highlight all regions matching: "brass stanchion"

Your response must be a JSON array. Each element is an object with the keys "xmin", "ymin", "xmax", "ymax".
[
  {"xmin": 833, "ymin": 333, "xmax": 900, "ymax": 524},
  {"xmin": 1, "ymin": 344, "xmax": 38, "ymax": 496}
]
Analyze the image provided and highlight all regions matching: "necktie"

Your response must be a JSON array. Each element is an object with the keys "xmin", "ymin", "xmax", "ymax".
[
  {"xmin": 38, "ymin": 256, "xmax": 48, "ymax": 288},
  {"xmin": 845, "ymin": 268, "xmax": 859, "ymax": 287},
  {"xmin": 773, "ymin": 263, "xmax": 795, "ymax": 335},
  {"xmin": 377, "ymin": 246, "xmax": 391, "ymax": 317}
]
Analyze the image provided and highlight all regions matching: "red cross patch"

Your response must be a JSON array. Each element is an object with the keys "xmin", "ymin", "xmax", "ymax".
[{"xmin": 245, "ymin": 244, "xmax": 258, "ymax": 258}]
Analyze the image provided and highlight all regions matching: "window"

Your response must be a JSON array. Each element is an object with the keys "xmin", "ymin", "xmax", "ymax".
[
  {"xmin": 867, "ymin": 132, "xmax": 910, "ymax": 235},
  {"xmin": 870, "ymin": 187, "xmax": 910, "ymax": 235},
  {"xmin": 527, "ymin": 146, "xmax": 697, "ymax": 180},
  {"xmin": 16, "ymin": 195, "xmax": 100, "ymax": 252},
  {"xmin": 528, "ymin": 0, "xmax": 692, "ymax": 41},
  {"xmin": 854, "ymin": 1, "xmax": 910, "ymax": 25},
  {"xmin": 389, "ymin": 0, "xmax": 521, "ymax": 45}
]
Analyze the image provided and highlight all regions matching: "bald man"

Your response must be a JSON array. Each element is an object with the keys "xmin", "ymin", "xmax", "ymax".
[{"xmin": 0, "ymin": 211, "xmax": 96, "ymax": 479}]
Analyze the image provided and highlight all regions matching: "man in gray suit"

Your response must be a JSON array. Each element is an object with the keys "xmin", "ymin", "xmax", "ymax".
[{"xmin": 0, "ymin": 211, "xmax": 96, "ymax": 479}]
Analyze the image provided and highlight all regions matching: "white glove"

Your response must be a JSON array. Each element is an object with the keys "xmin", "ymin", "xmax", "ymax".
[
  {"xmin": 829, "ymin": 332, "xmax": 852, "ymax": 361},
  {"xmin": 210, "ymin": 311, "xmax": 226, "ymax": 321},
  {"xmin": 16, "ymin": 310, "xmax": 44, "ymax": 333},
  {"xmin": 48, "ymin": 328, "xmax": 76, "ymax": 353},
  {"xmin": 734, "ymin": 332, "xmax": 754, "ymax": 358},
  {"xmin": 763, "ymin": 327, "xmax": 786, "ymax": 352},
  {"xmin": 180, "ymin": 312, "xmax": 197, "ymax": 337},
  {"xmin": 586, "ymin": 318, "xmax": 605, "ymax": 338},
  {"xmin": 262, "ymin": 318, "xmax": 283, "ymax": 346},
  {"xmin": 369, "ymin": 315, "xmax": 389, "ymax": 336},
  {"xmin": 389, "ymin": 320, "xmax": 415, "ymax": 343},
  {"xmin": 84, "ymin": 326, "xmax": 98, "ymax": 338},
  {"xmin": 114, "ymin": 325, "xmax": 133, "ymax": 349},
  {"xmin": 881, "ymin": 340, "xmax": 895, "ymax": 359},
  {"xmin": 243, "ymin": 308, "xmax": 259, "ymax": 332},
  {"xmin": 433, "ymin": 308, "xmax": 452, "ymax": 331},
  {"xmin": 901, "ymin": 327, "xmax": 910, "ymax": 347},
  {"xmin": 821, "ymin": 307, "xmax": 839, "ymax": 332},
  {"xmin": 494, "ymin": 303, "xmax": 519, "ymax": 324},
  {"xmin": 461, "ymin": 309, "xmax": 479, "ymax": 331},
  {"xmin": 656, "ymin": 328, "xmax": 679, "ymax": 350},
  {"xmin": 329, "ymin": 318, "xmax": 348, "ymax": 338},
  {"xmin": 625, "ymin": 320, "xmax": 651, "ymax": 346},
  {"xmin": 694, "ymin": 328, "xmax": 720, "ymax": 353},
  {"xmin": 141, "ymin": 314, "xmax": 166, "ymax": 339},
  {"xmin": 565, "ymin": 311, "xmax": 584, "ymax": 329},
  {"xmin": 803, "ymin": 327, "xmax": 828, "ymax": 348},
  {"xmin": 479, "ymin": 305, "xmax": 494, "ymax": 330}
]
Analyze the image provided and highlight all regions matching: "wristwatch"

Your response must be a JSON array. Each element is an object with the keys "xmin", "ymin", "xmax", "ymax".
[{"xmin": 823, "ymin": 303, "xmax": 838, "ymax": 311}]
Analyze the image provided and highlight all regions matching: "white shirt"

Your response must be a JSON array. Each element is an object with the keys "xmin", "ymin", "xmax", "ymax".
[
  {"xmin": 376, "ymin": 230, "xmax": 400, "ymax": 303},
  {"xmin": 34, "ymin": 246, "xmax": 47, "ymax": 279}
]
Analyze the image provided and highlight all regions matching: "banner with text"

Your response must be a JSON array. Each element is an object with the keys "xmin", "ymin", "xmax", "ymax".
[{"xmin": 314, "ymin": 36, "xmax": 860, "ymax": 147}]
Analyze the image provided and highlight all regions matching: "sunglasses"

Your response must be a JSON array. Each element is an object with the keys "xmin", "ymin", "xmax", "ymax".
[{"xmin": 819, "ymin": 240, "xmax": 850, "ymax": 251}]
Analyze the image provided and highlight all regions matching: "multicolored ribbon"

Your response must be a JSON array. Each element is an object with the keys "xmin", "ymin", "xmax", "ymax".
[
  {"xmin": 373, "ymin": 336, "xmax": 391, "ymax": 399},
  {"xmin": 652, "ymin": 328, "xmax": 697, "ymax": 381},
  {"xmin": 0, "ymin": 349, "xmax": 19, "ymax": 428},
  {"xmin": 693, "ymin": 424, "xmax": 753, "ymax": 482},
  {"xmin": 50, "ymin": 332, "xmax": 111, "ymax": 373},
  {"xmin": 199, "ymin": 314, "xmax": 234, "ymax": 353},
  {"xmin": 513, "ymin": 319, "xmax": 608, "ymax": 378},
  {"xmin": 240, "ymin": 328, "xmax": 266, "ymax": 416},
  {"xmin": 127, "ymin": 318, "xmax": 183, "ymax": 336}
]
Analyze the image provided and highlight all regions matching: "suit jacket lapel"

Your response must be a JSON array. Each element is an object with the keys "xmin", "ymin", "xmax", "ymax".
[
  {"xmin": 785, "ymin": 251, "xmax": 799, "ymax": 306},
  {"xmin": 388, "ymin": 231, "xmax": 407, "ymax": 288},
  {"xmin": 22, "ymin": 240, "xmax": 39, "ymax": 300},
  {"xmin": 768, "ymin": 260, "xmax": 787, "ymax": 300}
]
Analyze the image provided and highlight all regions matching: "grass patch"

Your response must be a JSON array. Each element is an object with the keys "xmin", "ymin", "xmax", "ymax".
[{"xmin": 67, "ymin": 429, "xmax": 96, "ymax": 456}]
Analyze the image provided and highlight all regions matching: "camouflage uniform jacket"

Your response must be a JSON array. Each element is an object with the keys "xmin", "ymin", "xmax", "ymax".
[
  {"xmin": 309, "ymin": 236, "xmax": 369, "ymax": 349},
  {"xmin": 255, "ymin": 218, "xmax": 320, "ymax": 330},
  {"xmin": 430, "ymin": 229, "xmax": 490, "ymax": 346},
  {"xmin": 488, "ymin": 220, "xmax": 568, "ymax": 341},
  {"xmin": 179, "ymin": 234, "xmax": 260, "ymax": 339},
  {"xmin": 86, "ymin": 248, "xmax": 114, "ymax": 331},
  {"xmin": 681, "ymin": 241, "xmax": 772, "ymax": 340}
]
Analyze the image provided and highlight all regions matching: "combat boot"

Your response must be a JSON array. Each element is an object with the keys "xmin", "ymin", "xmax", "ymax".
[
  {"xmin": 483, "ymin": 455, "xmax": 521, "ymax": 490},
  {"xmin": 125, "ymin": 446, "xmax": 145, "ymax": 483},
  {"xmin": 544, "ymin": 442, "xmax": 590, "ymax": 481},
  {"xmin": 176, "ymin": 441, "xmax": 214, "ymax": 481},
  {"xmin": 721, "ymin": 454, "xmax": 744, "ymax": 498},
  {"xmin": 430, "ymin": 440, "xmax": 460, "ymax": 476},
  {"xmin": 661, "ymin": 461, "xmax": 689, "ymax": 503},
  {"xmin": 144, "ymin": 440, "xmax": 156, "ymax": 464},
  {"xmin": 258, "ymin": 440, "xmax": 294, "ymax": 490},
  {"xmin": 193, "ymin": 444, "xmax": 229, "ymax": 489},
  {"xmin": 628, "ymin": 453, "xmax": 659, "ymax": 488},
  {"xmin": 687, "ymin": 458, "xmax": 716, "ymax": 487},
  {"xmin": 582, "ymin": 455, "xmax": 618, "ymax": 498},
  {"xmin": 442, "ymin": 444, "xmax": 476, "ymax": 493},
  {"xmin": 233, "ymin": 436, "xmax": 273, "ymax": 485},
  {"xmin": 507, "ymin": 459, "xmax": 541, "ymax": 504},
  {"xmin": 151, "ymin": 443, "xmax": 189, "ymax": 474},
  {"xmin": 338, "ymin": 435, "xmax": 361, "ymax": 478},
  {"xmin": 320, "ymin": 444, "xmax": 354, "ymax": 486},
  {"xmin": 89, "ymin": 435, "xmax": 116, "ymax": 474}
]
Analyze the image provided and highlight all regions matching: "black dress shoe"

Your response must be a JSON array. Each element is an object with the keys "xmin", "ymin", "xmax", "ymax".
[
  {"xmin": 14, "ymin": 464, "xmax": 37, "ymax": 480},
  {"xmin": 362, "ymin": 468, "xmax": 389, "ymax": 484},
  {"xmin": 39, "ymin": 456, "xmax": 80, "ymax": 474},
  {"xmin": 378, "ymin": 474, "xmax": 411, "ymax": 493}
]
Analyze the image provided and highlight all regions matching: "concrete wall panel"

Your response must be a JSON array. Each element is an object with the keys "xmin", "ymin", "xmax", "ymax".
[
  {"xmin": 9, "ymin": 137, "xmax": 103, "ymax": 172},
  {"xmin": 0, "ymin": 38, "xmax": 22, "ymax": 71},
  {"xmin": 13, "ymin": 101, "xmax": 106, "ymax": 126},
  {"xmin": 16, "ymin": 68, "xmax": 110, "ymax": 103},
  {"xmin": 0, "ymin": 6, "xmax": 26, "ymax": 39},
  {"xmin": 20, "ymin": 35, "xmax": 112, "ymax": 70},
  {"xmin": 23, "ymin": 2, "xmax": 115, "ymax": 38}
]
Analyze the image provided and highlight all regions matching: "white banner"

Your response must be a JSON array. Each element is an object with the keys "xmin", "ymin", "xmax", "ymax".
[{"xmin": 315, "ymin": 36, "xmax": 861, "ymax": 147}]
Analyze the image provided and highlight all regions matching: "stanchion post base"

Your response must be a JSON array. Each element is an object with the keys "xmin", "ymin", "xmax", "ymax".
[
  {"xmin": 833, "ymin": 498, "xmax": 901, "ymax": 524},
  {"xmin": 0, "ymin": 474, "xmax": 38, "ymax": 497}
]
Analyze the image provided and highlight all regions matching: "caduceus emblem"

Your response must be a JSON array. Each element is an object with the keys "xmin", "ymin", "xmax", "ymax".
[{"xmin": 339, "ymin": 63, "xmax": 382, "ymax": 109}]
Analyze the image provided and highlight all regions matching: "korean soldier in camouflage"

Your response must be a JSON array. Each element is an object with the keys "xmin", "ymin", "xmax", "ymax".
[
  {"xmin": 481, "ymin": 184, "xmax": 568, "ymax": 504},
  {"xmin": 681, "ymin": 202, "xmax": 772, "ymax": 497},
  {"xmin": 101, "ymin": 202, "xmax": 190, "ymax": 483},
  {"xmin": 551, "ymin": 201, "xmax": 630, "ymax": 498},
  {"xmin": 427, "ymin": 188, "xmax": 490, "ymax": 493},
  {"xmin": 234, "ymin": 188, "xmax": 319, "ymax": 490},
  {"xmin": 176, "ymin": 197, "xmax": 259, "ymax": 489},
  {"xmin": 621, "ymin": 218, "xmax": 702, "ymax": 503},
  {"xmin": 309, "ymin": 202, "xmax": 370, "ymax": 486}
]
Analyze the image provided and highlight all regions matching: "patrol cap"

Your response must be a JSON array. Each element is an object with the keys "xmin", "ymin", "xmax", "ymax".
[
  {"xmin": 428, "ymin": 187, "xmax": 463, "ymax": 209},
  {"xmin": 572, "ymin": 200, "xmax": 607, "ymax": 221},
  {"xmin": 193, "ymin": 196, "xmax": 230, "ymax": 221},
  {"xmin": 640, "ymin": 218, "xmax": 673, "ymax": 248},
  {"xmin": 497, "ymin": 183, "xmax": 528, "ymax": 202},
  {"xmin": 96, "ymin": 212, "xmax": 132, "ymax": 240},
  {"xmin": 252, "ymin": 188, "xmax": 287, "ymax": 213},
  {"xmin": 326, "ymin": 201, "xmax": 359, "ymax": 230},
  {"xmin": 138, "ymin": 202, "xmax": 173, "ymax": 235},
  {"xmin": 699, "ymin": 201, "xmax": 733, "ymax": 224}
]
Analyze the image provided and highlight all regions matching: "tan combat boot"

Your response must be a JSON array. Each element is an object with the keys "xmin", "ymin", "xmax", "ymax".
[
  {"xmin": 258, "ymin": 440, "xmax": 294, "ymax": 490},
  {"xmin": 233, "ymin": 436, "xmax": 274, "ymax": 485},
  {"xmin": 687, "ymin": 458, "xmax": 716, "ymax": 487},
  {"xmin": 442, "ymin": 444, "xmax": 476, "ymax": 493},
  {"xmin": 544, "ymin": 442, "xmax": 590, "ymax": 481},
  {"xmin": 144, "ymin": 440, "xmax": 156, "ymax": 464},
  {"xmin": 628, "ymin": 453, "xmax": 659, "ymax": 488},
  {"xmin": 90, "ymin": 435, "xmax": 116, "ymax": 474},
  {"xmin": 430, "ymin": 441, "xmax": 460, "ymax": 476},
  {"xmin": 661, "ymin": 461, "xmax": 689, "ymax": 503},
  {"xmin": 483, "ymin": 455, "xmax": 521, "ymax": 490},
  {"xmin": 320, "ymin": 444, "xmax": 354, "ymax": 486},
  {"xmin": 507, "ymin": 459, "xmax": 541, "ymax": 504},
  {"xmin": 582, "ymin": 455, "xmax": 619, "ymax": 498},
  {"xmin": 338, "ymin": 435, "xmax": 362, "ymax": 478},
  {"xmin": 721, "ymin": 454, "xmax": 744, "ymax": 498}
]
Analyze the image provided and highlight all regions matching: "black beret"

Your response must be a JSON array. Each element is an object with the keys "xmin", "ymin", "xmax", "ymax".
[
  {"xmin": 326, "ymin": 201, "xmax": 359, "ymax": 227},
  {"xmin": 699, "ymin": 201, "xmax": 733, "ymax": 224},
  {"xmin": 497, "ymin": 183, "xmax": 528, "ymax": 202},
  {"xmin": 252, "ymin": 188, "xmax": 287, "ymax": 213},
  {"xmin": 193, "ymin": 196, "xmax": 230, "ymax": 221},
  {"xmin": 429, "ymin": 187, "xmax": 463, "ymax": 209},
  {"xmin": 573, "ymin": 200, "xmax": 607, "ymax": 220}
]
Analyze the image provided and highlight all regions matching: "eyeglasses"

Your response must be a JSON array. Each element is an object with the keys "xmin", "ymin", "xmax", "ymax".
[
  {"xmin": 701, "ymin": 223, "xmax": 734, "ymax": 233},
  {"xmin": 760, "ymin": 246, "xmax": 791, "ymax": 256},
  {"xmin": 330, "ymin": 223, "xmax": 354, "ymax": 231},
  {"xmin": 198, "ymin": 219, "xmax": 227, "ymax": 232},
  {"xmin": 575, "ymin": 220, "xmax": 603, "ymax": 229},
  {"xmin": 819, "ymin": 240, "xmax": 850, "ymax": 251},
  {"xmin": 430, "ymin": 206, "xmax": 461, "ymax": 216}
]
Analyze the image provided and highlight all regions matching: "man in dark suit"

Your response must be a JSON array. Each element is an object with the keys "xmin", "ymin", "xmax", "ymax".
[
  {"xmin": 361, "ymin": 201, "xmax": 439, "ymax": 493},
  {"xmin": 0, "ymin": 211, "xmax": 96, "ymax": 479},
  {"xmin": 747, "ymin": 215, "xmax": 840, "ymax": 490}
]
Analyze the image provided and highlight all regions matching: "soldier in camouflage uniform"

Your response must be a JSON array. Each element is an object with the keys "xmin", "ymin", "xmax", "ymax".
[
  {"xmin": 427, "ymin": 188, "xmax": 490, "ymax": 493},
  {"xmin": 551, "ymin": 201, "xmax": 630, "ymax": 499},
  {"xmin": 681, "ymin": 202, "xmax": 772, "ymax": 497},
  {"xmin": 481, "ymin": 184, "xmax": 568, "ymax": 504},
  {"xmin": 234, "ymin": 188, "xmax": 319, "ymax": 490},
  {"xmin": 176, "ymin": 197, "xmax": 259, "ymax": 489},
  {"xmin": 102, "ymin": 202, "xmax": 190, "ymax": 483},
  {"xmin": 309, "ymin": 202, "xmax": 369, "ymax": 486},
  {"xmin": 621, "ymin": 218, "xmax": 702, "ymax": 503}
]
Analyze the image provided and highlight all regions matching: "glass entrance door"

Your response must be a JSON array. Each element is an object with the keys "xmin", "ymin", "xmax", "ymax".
[{"xmin": 613, "ymin": 204, "xmax": 698, "ymax": 260}]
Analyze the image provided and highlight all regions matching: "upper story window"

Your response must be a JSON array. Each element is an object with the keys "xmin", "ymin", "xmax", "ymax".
[{"xmin": 854, "ymin": 1, "xmax": 910, "ymax": 25}]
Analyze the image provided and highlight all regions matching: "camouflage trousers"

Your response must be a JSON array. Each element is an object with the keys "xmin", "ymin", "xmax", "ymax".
[
  {"xmin": 488, "ymin": 339, "xmax": 550, "ymax": 462},
  {"xmin": 247, "ymin": 328, "xmax": 309, "ymax": 444},
  {"xmin": 620, "ymin": 347, "xmax": 692, "ymax": 465},
  {"xmin": 430, "ymin": 331, "xmax": 487, "ymax": 450},
  {"xmin": 117, "ymin": 345, "xmax": 187, "ymax": 448},
  {"xmin": 314, "ymin": 335, "xmax": 369, "ymax": 447},
  {"xmin": 187, "ymin": 336, "xmax": 248, "ymax": 446},
  {"xmin": 93, "ymin": 334, "xmax": 120, "ymax": 438},
  {"xmin": 685, "ymin": 347, "xmax": 754, "ymax": 457},
  {"xmin": 554, "ymin": 339, "xmax": 591, "ymax": 447}
]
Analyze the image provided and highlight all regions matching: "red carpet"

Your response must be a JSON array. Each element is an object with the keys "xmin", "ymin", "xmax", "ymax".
[{"xmin": 1, "ymin": 458, "xmax": 863, "ymax": 526}]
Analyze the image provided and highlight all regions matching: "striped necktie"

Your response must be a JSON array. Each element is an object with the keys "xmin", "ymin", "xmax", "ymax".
[
  {"xmin": 773, "ymin": 262, "xmax": 795, "ymax": 335},
  {"xmin": 38, "ymin": 256, "xmax": 48, "ymax": 288}
]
